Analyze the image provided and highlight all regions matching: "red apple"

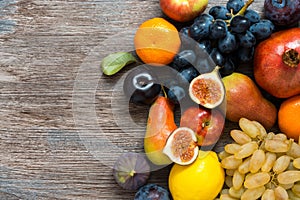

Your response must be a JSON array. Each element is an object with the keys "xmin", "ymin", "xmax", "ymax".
[
  {"xmin": 160, "ymin": 0, "xmax": 209, "ymax": 22},
  {"xmin": 180, "ymin": 106, "xmax": 225, "ymax": 146}
]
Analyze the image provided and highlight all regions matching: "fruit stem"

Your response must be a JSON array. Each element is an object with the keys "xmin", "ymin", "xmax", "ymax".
[
  {"xmin": 225, "ymin": 0, "xmax": 254, "ymax": 24},
  {"xmin": 161, "ymin": 85, "xmax": 168, "ymax": 98},
  {"xmin": 283, "ymin": 49, "xmax": 300, "ymax": 67},
  {"xmin": 236, "ymin": 0, "xmax": 254, "ymax": 16},
  {"xmin": 129, "ymin": 170, "xmax": 136, "ymax": 177}
]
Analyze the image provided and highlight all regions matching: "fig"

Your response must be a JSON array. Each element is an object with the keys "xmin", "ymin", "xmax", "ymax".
[
  {"xmin": 113, "ymin": 152, "xmax": 150, "ymax": 190},
  {"xmin": 163, "ymin": 127, "xmax": 198, "ymax": 165},
  {"xmin": 134, "ymin": 183, "xmax": 171, "ymax": 200},
  {"xmin": 254, "ymin": 28, "xmax": 300, "ymax": 99},
  {"xmin": 188, "ymin": 66, "xmax": 225, "ymax": 109},
  {"xmin": 264, "ymin": 0, "xmax": 300, "ymax": 27}
]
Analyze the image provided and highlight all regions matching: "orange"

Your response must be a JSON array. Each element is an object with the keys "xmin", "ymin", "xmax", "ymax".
[
  {"xmin": 134, "ymin": 17, "xmax": 181, "ymax": 66},
  {"xmin": 278, "ymin": 95, "xmax": 300, "ymax": 141}
]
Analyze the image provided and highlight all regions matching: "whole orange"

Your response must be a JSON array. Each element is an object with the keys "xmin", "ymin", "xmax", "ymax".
[
  {"xmin": 134, "ymin": 18, "xmax": 181, "ymax": 66},
  {"xmin": 278, "ymin": 95, "xmax": 300, "ymax": 141}
]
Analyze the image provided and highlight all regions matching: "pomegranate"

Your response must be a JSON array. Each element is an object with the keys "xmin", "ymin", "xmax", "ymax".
[{"xmin": 254, "ymin": 28, "xmax": 300, "ymax": 99}]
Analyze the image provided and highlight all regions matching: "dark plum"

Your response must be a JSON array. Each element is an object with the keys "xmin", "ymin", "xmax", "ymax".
[
  {"xmin": 134, "ymin": 184, "xmax": 171, "ymax": 200},
  {"xmin": 113, "ymin": 153, "xmax": 150, "ymax": 191},
  {"xmin": 264, "ymin": 0, "xmax": 300, "ymax": 27},
  {"xmin": 123, "ymin": 65, "xmax": 161, "ymax": 105}
]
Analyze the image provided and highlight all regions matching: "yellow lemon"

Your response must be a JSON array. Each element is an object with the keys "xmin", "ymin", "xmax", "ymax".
[{"xmin": 169, "ymin": 150, "xmax": 224, "ymax": 200}]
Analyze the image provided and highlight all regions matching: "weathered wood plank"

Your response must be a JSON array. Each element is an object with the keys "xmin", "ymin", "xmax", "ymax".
[{"xmin": 0, "ymin": 0, "xmax": 267, "ymax": 199}]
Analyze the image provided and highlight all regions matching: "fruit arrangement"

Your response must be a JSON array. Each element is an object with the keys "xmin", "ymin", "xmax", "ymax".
[{"xmin": 100, "ymin": 0, "xmax": 300, "ymax": 199}]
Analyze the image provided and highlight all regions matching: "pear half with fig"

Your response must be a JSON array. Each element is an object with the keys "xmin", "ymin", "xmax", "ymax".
[{"xmin": 222, "ymin": 73, "xmax": 277, "ymax": 130}]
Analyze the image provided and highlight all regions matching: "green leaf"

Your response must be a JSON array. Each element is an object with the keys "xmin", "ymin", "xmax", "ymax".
[{"xmin": 101, "ymin": 52, "xmax": 137, "ymax": 76}]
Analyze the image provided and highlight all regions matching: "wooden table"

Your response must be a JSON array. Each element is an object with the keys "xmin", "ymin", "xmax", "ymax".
[{"xmin": 0, "ymin": 0, "xmax": 267, "ymax": 199}]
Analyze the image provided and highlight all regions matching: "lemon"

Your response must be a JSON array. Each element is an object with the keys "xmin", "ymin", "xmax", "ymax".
[{"xmin": 169, "ymin": 150, "xmax": 224, "ymax": 200}]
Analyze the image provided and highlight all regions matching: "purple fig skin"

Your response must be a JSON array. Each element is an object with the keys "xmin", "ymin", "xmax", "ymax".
[
  {"xmin": 113, "ymin": 153, "xmax": 150, "ymax": 190},
  {"xmin": 264, "ymin": 0, "xmax": 300, "ymax": 27}
]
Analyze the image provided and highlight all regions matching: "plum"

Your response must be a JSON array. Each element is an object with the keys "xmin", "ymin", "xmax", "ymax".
[
  {"xmin": 134, "ymin": 184, "xmax": 171, "ymax": 200},
  {"xmin": 264, "ymin": 0, "xmax": 300, "ymax": 27},
  {"xmin": 113, "ymin": 152, "xmax": 150, "ymax": 190}
]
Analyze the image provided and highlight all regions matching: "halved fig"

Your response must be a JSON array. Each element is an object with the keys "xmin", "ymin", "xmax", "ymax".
[
  {"xmin": 113, "ymin": 152, "xmax": 150, "ymax": 190},
  {"xmin": 163, "ymin": 127, "xmax": 198, "ymax": 165},
  {"xmin": 188, "ymin": 66, "xmax": 225, "ymax": 109}
]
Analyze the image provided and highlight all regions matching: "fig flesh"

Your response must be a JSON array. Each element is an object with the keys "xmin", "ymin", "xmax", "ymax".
[
  {"xmin": 163, "ymin": 127, "xmax": 198, "ymax": 165},
  {"xmin": 113, "ymin": 152, "xmax": 150, "ymax": 190},
  {"xmin": 189, "ymin": 66, "xmax": 225, "ymax": 109}
]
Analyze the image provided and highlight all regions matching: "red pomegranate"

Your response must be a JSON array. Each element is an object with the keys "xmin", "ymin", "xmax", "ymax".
[{"xmin": 254, "ymin": 27, "xmax": 300, "ymax": 99}]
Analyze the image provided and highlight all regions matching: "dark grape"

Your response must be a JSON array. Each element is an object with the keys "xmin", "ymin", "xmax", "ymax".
[
  {"xmin": 209, "ymin": 19, "xmax": 228, "ymax": 39},
  {"xmin": 172, "ymin": 50, "xmax": 196, "ymax": 71},
  {"xmin": 179, "ymin": 27, "xmax": 190, "ymax": 37},
  {"xmin": 209, "ymin": 6, "xmax": 231, "ymax": 20},
  {"xmin": 194, "ymin": 58, "xmax": 216, "ymax": 74},
  {"xmin": 219, "ymin": 58, "xmax": 236, "ymax": 77},
  {"xmin": 249, "ymin": 19, "xmax": 275, "ymax": 40},
  {"xmin": 244, "ymin": 9, "xmax": 260, "ymax": 24},
  {"xmin": 167, "ymin": 85, "xmax": 186, "ymax": 104},
  {"xmin": 237, "ymin": 46, "xmax": 255, "ymax": 63},
  {"xmin": 189, "ymin": 18, "xmax": 212, "ymax": 40},
  {"xmin": 178, "ymin": 66, "xmax": 199, "ymax": 83},
  {"xmin": 227, "ymin": 0, "xmax": 245, "ymax": 14},
  {"xmin": 218, "ymin": 31, "xmax": 238, "ymax": 54},
  {"xmin": 194, "ymin": 13, "xmax": 214, "ymax": 23},
  {"xmin": 230, "ymin": 16, "xmax": 251, "ymax": 33},
  {"xmin": 237, "ymin": 30, "xmax": 256, "ymax": 48},
  {"xmin": 197, "ymin": 40, "xmax": 212, "ymax": 54},
  {"xmin": 210, "ymin": 48, "xmax": 225, "ymax": 66}
]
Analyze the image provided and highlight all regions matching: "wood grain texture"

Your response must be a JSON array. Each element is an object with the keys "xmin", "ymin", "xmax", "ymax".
[{"xmin": 0, "ymin": 0, "xmax": 266, "ymax": 199}]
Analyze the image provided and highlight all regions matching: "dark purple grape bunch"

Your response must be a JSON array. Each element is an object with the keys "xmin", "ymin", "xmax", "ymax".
[{"xmin": 176, "ymin": 0, "xmax": 275, "ymax": 77}]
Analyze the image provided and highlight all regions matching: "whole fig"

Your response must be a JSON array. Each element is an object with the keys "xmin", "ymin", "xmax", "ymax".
[
  {"xmin": 113, "ymin": 152, "xmax": 150, "ymax": 190},
  {"xmin": 254, "ymin": 28, "xmax": 300, "ymax": 99}
]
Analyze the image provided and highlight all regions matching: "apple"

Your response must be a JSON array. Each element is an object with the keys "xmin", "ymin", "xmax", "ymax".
[
  {"xmin": 180, "ymin": 106, "xmax": 225, "ymax": 146},
  {"xmin": 160, "ymin": 0, "xmax": 209, "ymax": 22}
]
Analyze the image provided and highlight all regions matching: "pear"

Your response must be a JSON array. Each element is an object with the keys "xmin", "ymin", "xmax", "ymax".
[
  {"xmin": 222, "ymin": 73, "xmax": 277, "ymax": 129},
  {"xmin": 144, "ymin": 96, "xmax": 177, "ymax": 165}
]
